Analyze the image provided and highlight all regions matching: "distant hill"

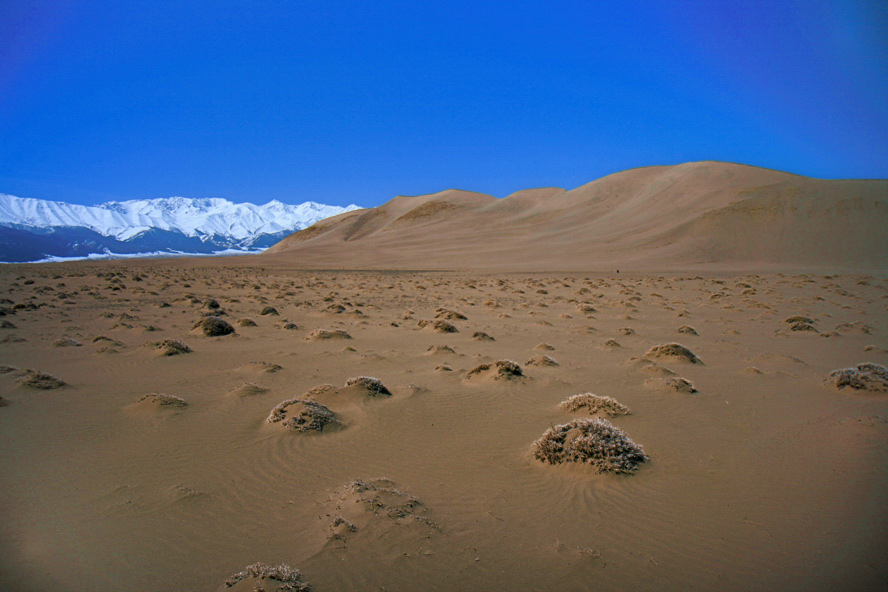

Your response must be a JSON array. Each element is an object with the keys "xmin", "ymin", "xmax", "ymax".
[
  {"xmin": 265, "ymin": 162, "xmax": 888, "ymax": 271},
  {"xmin": 0, "ymin": 194, "xmax": 359, "ymax": 262}
]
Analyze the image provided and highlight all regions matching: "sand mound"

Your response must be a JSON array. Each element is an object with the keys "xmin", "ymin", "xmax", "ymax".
[
  {"xmin": 676, "ymin": 325, "xmax": 698, "ymax": 336},
  {"xmin": 532, "ymin": 418, "xmax": 648, "ymax": 474},
  {"xmin": 280, "ymin": 322, "xmax": 299, "ymax": 330},
  {"xmin": 630, "ymin": 359, "xmax": 678, "ymax": 376},
  {"xmin": 267, "ymin": 398, "xmax": 341, "ymax": 432},
  {"xmin": 133, "ymin": 393, "xmax": 188, "ymax": 409},
  {"xmin": 785, "ymin": 315, "xmax": 815, "ymax": 324},
  {"xmin": 465, "ymin": 359, "xmax": 524, "ymax": 381},
  {"xmin": 525, "ymin": 354, "xmax": 559, "ymax": 367},
  {"xmin": 417, "ymin": 319, "xmax": 457, "ymax": 333},
  {"xmin": 826, "ymin": 363, "xmax": 888, "ymax": 393},
  {"xmin": 647, "ymin": 377, "xmax": 698, "ymax": 393},
  {"xmin": 237, "ymin": 361, "xmax": 283, "ymax": 373},
  {"xmin": 424, "ymin": 344, "xmax": 455, "ymax": 355},
  {"xmin": 561, "ymin": 393, "xmax": 630, "ymax": 417},
  {"xmin": 194, "ymin": 316, "xmax": 236, "ymax": 337},
  {"xmin": 603, "ymin": 339, "xmax": 622, "ymax": 349},
  {"xmin": 236, "ymin": 318, "xmax": 258, "ymax": 327},
  {"xmin": 834, "ymin": 322, "xmax": 874, "ymax": 335},
  {"xmin": 227, "ymin": 382, "xmax": 268, "ymax": 397},
  {"xmin": 304, "ymin": 329, "xmax": 352, "ymax": 340},
  {"xmin": 18, "ymin": 370, "xmax": 66, "ymax": 389},
  {"xmin": 52, "ymin": 337, "xmax": 82, "ymax": 347},
  {"xmin": 322, "ymin": 478, "xmax": 437, "ymax": 542},
  {"xmin": 259, "ymin": 306, "xmax": 279, "ymax": 316},
  {"xmin": 221, "ymin": 563, "xmax": 310, "ymax": 592},
  {"xmin": 473, "ymin": 331, "xmax": 495, "ymax": 341},
  {"xmin": 153, "ymin": 339, "xmax": 192, "ymax": 356},
  {"xmin": 344, "ymin": 376, "xmax": 392, "ymax": 396},
  {"xmin": 0, "ymin": 396, "xmax": 9, "ymax": 407},
  {"xmin": 435, "ymin": 308, "xmax": 467, "ymax": 320},
  {"xmin": 643, "ymin": 343, "xmax": 701, "ymax": 364},
  {"xmin": 534, "ymin": 342, "xmax": 555, "ymax": 351}
]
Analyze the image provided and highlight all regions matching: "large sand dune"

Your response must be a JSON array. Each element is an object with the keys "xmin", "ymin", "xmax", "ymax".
[{"xmin": 267, "ymin": 162, "xmax": 887, "ymax": 270}]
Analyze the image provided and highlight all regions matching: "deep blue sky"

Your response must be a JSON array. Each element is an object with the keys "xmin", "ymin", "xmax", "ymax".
[{"xmin": 1, "ymin": 1, "xmax": 886, "ymax": 208}]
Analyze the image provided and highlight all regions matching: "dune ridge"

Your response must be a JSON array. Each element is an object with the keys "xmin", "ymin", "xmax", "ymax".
[{"xmin": 266, "ymin": 162, "xmax": 887, "ymax": 271}]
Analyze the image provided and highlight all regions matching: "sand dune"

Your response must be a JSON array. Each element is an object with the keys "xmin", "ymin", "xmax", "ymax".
[
  {"xmin": 1, "ymin": 170, "xmax": 887, "ymax": 591},
  {"xmin": 267, "ymin": 161, "xmax": 887, "ymax": 271}
]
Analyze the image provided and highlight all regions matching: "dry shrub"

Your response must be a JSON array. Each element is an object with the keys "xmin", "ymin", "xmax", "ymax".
[
  {"xmin": 533, "ymin": 418, "xmax": 647, "ymax": 474},
  {"xmin": 267, "ymin": 399, "xmax": 340, "ymax": 432},
  {"xmin": 196, "ymin": 316, "xmax": 235, "ymax": 336},
  {"xmin": 473, "ymin": 331, "xmax": 494, "ymax": 341},
  {"xmin": 561, "ymin": 393, "xmax": 630, "ymax": 417},
  {"xmin": 603, "ymin": 339, "xmax": 621, "ymax": 348},
  {"xmin": 52, "ymin": 337, "xmax": 82, "ymax": 347},
  {"xmin": 223, "ymin": 563, "xmax": 310, "ymax": 591},
  {"xmin": 644, "ymin": 343, "xmax": 701, "ymax": 364},
  {"xmin": 345, "ymin": 376, "xmax": 392, "ymax": 396},
  {"xmin": 18, "ymin": 370, "xmax": 66, "ymax": 389},
  {"xmin": 259, "ymin": 306, "xmax": 279, "ymax": 316},
  {"xmin": 417, "ymin": 319, "xmax": 457, "ymax": 333},
  {"xmin": 785, "ymin": 315, "xmax": 814, "ymax": 324},
  {"xmin": 466, "ymin": 359, "xmax": 524, "ymax": 380},
  {"xmin": 155, "ymin": 339, "xmax": 192, "ymax": 356},
  {"xmin": 826, "ymin": 363, "xmax": 888, "ymax": 392},
  {"xmin": 435, "ymin": 308, "xmax": 467, "ymax": 320}
]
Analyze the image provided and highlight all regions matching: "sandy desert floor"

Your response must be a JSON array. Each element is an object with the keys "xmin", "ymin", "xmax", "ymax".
[{"xmin": 1, "ymin": 260, "xmax": 886, "ymax": 591}]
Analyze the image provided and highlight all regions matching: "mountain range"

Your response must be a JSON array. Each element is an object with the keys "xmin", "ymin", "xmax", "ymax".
[
  {"xmin": 266, "ymin": 161, "xmax": 888, "ymax": 271},
  {"xmin": 0, "ymin": 194, "xmax": 360, "ymax": 262}
]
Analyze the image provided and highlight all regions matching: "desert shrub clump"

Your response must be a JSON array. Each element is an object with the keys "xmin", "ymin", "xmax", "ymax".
[
  {"xmin": 345, "ymin": 376, "xmax": 392, "ymax": 396},
  {"xmin": 223, "ymin": 563, "xmax": 310, "ymax": 591},
  {"xmin": 826, "ymin": 363, "xmax": 888, "ymax": 392},
  {"xmin": 533, "ymin": 418, "xmax": 647, "ymax": 474},
  {"xmin": 560, "ymin": 393, "xmax": 630, "ymax": 417},
  {"xmin": 267, "ymin": 398, "xmax": 340, "ymax": 432}
]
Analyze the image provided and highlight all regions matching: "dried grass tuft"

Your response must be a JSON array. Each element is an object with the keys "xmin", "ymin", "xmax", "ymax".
[
  {"xmin": 345, "ymin": 376, "xmax": 391, "ymax": 396},
  {"xmin": 223, "ymin": 563, "xmax": 310, "ymax": 591},
  {"xmin": 826, "ymin": 363, "xmax": 888, "ymax": 392},
  {"xmin": 561, "ymin": 393, "xmax": 630, "ymax": 417},
  {"xmin": 532, "ymin": 418, "xmax": 647, "ymax": 473},
  {"xmin": 267, "ymin": 398, "xmax": 340, "ymax": 432}
]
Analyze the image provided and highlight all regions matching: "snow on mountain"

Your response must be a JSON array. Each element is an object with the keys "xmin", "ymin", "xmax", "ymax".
[
  {"xmin": 0, "ymin": 193, "xmax": 361, "ymax": 262},
  {"xmin": 0, "ymin": 194, "xmax": 359, "ymax": 241}
]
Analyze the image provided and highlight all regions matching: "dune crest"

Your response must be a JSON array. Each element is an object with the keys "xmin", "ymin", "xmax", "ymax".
[{"xmin": 265, "ymin": 162, "xmax": 887, "ymax": 270}]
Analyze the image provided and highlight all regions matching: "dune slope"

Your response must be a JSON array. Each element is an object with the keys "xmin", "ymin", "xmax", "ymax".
[{"xmin": 266, "ymin": 162, "xmax": 887, "ymax": 270}]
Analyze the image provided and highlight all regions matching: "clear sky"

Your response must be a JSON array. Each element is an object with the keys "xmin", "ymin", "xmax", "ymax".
[{"xmin": 1, "ymin": 0, "xmax": 886, "ymax": 208}]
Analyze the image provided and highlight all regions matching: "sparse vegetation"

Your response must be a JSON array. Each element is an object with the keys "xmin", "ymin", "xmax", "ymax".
[{"xmin": 533, "ymin": 418, "xmax": 647, "ymax": 473}]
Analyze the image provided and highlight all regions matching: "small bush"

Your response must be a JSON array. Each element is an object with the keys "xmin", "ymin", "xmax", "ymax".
[
  {"xmin": 561, "ymin": 393, "xmax": 630, "ymax": 417},
  {"xmin": 533, "ymin": 418, "xmax": 647, "ymax": 474},
  {"xmin": 223, "ymin": 563, "xmax": 310, "ymax": 591}
]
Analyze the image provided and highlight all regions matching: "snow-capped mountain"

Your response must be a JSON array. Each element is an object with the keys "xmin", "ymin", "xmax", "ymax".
[{"xmin": 0, "ymin": 193, "xmax": 360, "ymax": 262}]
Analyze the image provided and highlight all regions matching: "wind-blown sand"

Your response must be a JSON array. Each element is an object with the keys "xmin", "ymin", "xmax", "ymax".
[{"xmin": 1, "ymin": 162, "xmax": 887, "ymax": 591}]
